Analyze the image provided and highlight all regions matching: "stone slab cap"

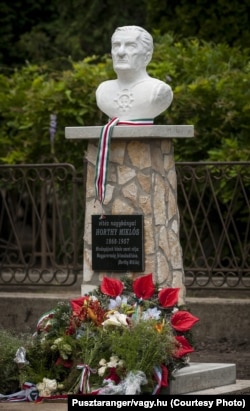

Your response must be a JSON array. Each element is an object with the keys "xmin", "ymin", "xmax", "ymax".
[{"xmin": 65, "ymin": 125, "xmax": 194, "ymax": 140}]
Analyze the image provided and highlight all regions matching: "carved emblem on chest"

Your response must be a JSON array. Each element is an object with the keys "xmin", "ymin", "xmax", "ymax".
[{"xmin": 114, "ymin": 89, "xmax": 134, "ymax": 112}]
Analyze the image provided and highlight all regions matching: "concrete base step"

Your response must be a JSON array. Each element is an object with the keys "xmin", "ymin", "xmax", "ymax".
[
  {"xmin": 168, "ymin": 362, "xmax": 236, "ymax": 394},
  {"xmin": 186, "ymin": 379, "xmax": 250, "ymax": 395}
]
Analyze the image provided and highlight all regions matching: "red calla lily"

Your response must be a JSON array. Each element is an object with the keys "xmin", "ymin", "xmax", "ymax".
[
  {"xmin": 171, "ymin": 310, "xmax": 199, "ymax": 332},
  {"xmin": 158, "ymin": 288, "xmax": 180, "ymax": 307},
  {"xmin": 174, "ymin": 335, "xmax": 195, "ymax": 358},
  {"xmin": 133, "ymin": 273, "xmax": 155, "ymax": 299},
  {"xmin": 70, "ymin": 296, "xmax": 89, "ymax": 316},
  {"xmin": 100, "ymin": 276, "xmax": 124, "ymax": 297}
]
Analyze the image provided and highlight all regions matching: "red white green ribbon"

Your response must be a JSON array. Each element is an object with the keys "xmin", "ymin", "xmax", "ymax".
[
  {"xmin": 0, "ymin": 382, "xmax": 38, "ymax": 402},
  {"xmin": 95, "ymin": 117, "xmax": 154, "ymax": 204},
  {"xmin": 152, "ymin": 364, "xmax": 168, "ymax": 394},
  {"xmin": 36, "ymin": 309, "xmax": 55, "ymax": 334},
  {"xmin": 77, "ymin": 364, "xmax": 96, "ymax": 394}
]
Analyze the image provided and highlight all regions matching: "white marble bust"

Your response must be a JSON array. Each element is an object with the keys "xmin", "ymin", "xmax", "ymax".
[{"xmin": 96, "ymin": 25, "xmax": 173, "ymax": 121}]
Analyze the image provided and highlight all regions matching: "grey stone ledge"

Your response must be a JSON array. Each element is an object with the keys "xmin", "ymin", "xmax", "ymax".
[
  {"xmin": 65, "ymin": 125, "xmax": 194, "ymax": 140},
  {"xmin": 169, "ymin": 362, "xmax": 236, "ymax": 395}
]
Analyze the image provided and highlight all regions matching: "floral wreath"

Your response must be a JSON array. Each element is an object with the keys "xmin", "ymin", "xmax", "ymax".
[{"xmin": 5, "ymin": 273, "xmax": 199, "ymax": 401}]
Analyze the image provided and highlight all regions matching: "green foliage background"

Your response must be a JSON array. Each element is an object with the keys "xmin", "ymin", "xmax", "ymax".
[
  {"xmin": 0, "ymin": 0, "xmax": 249, "ymax": 167},
  {"xmin": 0, "ymin": 34, "xmax": 249, "ymax": 167},
  {"xmin": 1, "ymin": 0, "xmax": 249, "ymax": 70}
]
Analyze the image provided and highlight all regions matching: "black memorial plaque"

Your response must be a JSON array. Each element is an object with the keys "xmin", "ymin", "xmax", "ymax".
[{"xmin": 92, "ymin": 215, "xmax": 144, "ymax": 271}]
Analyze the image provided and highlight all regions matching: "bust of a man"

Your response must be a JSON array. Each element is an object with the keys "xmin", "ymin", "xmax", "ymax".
[{"xmin": 96, "ymin": 25, "xmax": 173, "ymax": 121}]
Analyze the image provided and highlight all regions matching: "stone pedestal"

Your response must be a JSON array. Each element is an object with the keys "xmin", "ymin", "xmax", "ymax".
[{"xmin": 65, "ymin": 125, "xmax": 194, "ymax": 306}]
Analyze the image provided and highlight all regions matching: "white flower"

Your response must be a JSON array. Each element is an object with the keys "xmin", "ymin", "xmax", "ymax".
[
  {"xmin": 142, "ymin": 307, "xmax": 161, "ymax": 321},
  {"xmin": 102, "ymin": 311, "xmax": 128, "ymax": 327},
  {"xmin": 99, "ymin": 358, "xmax": 107, "ymax": 366},
  {"xmin": 53, "ymin": 337, "xmax": 63, "ymax": 345},
  {"xmin": 98, "ymin": 366, "xmax": 107, "ymax": 376},
  {"xmin": 60, "ymin": 343, "xmax": 72, "ymax": 359},
  {"xmin": 102, "ymin": 316, "xmax": 121, "ymax": 327},
  {"xmin": 108, "ymin": 295, "xmax": 128, "ymax": 310},
  {"xmin": 98, "ymin": 355, "xmax": 123, "ymax": 376},
  {"xmin": 107, "ymin": 355, "xmax": 120, "ymax": 367},
  {"xmin": 63, "ymin": 343, "xmax": 72, "ymax": 354},
  {"xmin": 50, "ymin": 337, "xmax": 72, "ymax": 359},
  {"xmin": 98, "ymin": 358, "xmax": 108, "ymax": 376},
  {"xmin": 36, "ymin": 378, "xmax": 58, "ymax": 397},
  {"xmin": 107, "ymin": 355, "xmax": 124, "ymax": 368}
]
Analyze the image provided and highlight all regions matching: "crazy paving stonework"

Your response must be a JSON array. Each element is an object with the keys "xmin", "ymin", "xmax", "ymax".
[{"xmin": 83, "ymin": 138, "xmax": 186, "ymax": 305}]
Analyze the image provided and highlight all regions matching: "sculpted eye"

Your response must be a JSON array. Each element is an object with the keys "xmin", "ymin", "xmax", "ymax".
[
  {"xmin": 127, "ymin": 43, "xmax": 137, "ymax": 50},
  {"xmin": 112, "ymin": 44, "xmax": 119, "ymax": 51}
]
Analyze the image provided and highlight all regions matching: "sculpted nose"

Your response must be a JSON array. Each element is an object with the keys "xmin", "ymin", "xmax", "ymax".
[{"xmin": 117, "ymin": 45, "xmax": 125, "ymax": 56}]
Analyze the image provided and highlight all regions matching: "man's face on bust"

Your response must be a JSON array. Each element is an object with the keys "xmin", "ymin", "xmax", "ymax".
[{"xmin": 111, "ymin": 30, "xmax": 148, "ymax": 72}]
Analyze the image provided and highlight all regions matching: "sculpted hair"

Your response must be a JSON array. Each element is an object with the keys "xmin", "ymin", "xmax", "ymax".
[{"xmin": 112, "ymin": 26, "xmax": 154, "ymax": 55}]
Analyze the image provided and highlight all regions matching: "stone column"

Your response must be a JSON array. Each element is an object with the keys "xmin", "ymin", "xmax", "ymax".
[{"xmin": 65, "ymin": 125, "xmax": 194, "ymax": 305}]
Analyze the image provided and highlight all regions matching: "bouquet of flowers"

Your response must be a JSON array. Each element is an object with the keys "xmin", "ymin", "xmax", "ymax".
[{"xmin": 8, "ymin": 273, "xmax": 199, "ymax": 399}]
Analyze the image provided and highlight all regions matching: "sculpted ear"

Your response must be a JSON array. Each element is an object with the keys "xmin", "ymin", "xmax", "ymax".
[{"xmin": 145, "ymin": 51, "xmax": 152, "ymax": 65}]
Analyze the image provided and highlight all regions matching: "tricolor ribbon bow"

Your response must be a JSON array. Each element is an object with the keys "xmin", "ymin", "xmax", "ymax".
[
  {"xmin": 94, "ymin": 117, "xmax": 154, "ymax": 205},
  {"xmin": 152, "ymin": 364, "xmax": 169, "ymax": 395},
  {"xmin": 77, "ymin": 364, "xmax": 97, "ymax": 394}
]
